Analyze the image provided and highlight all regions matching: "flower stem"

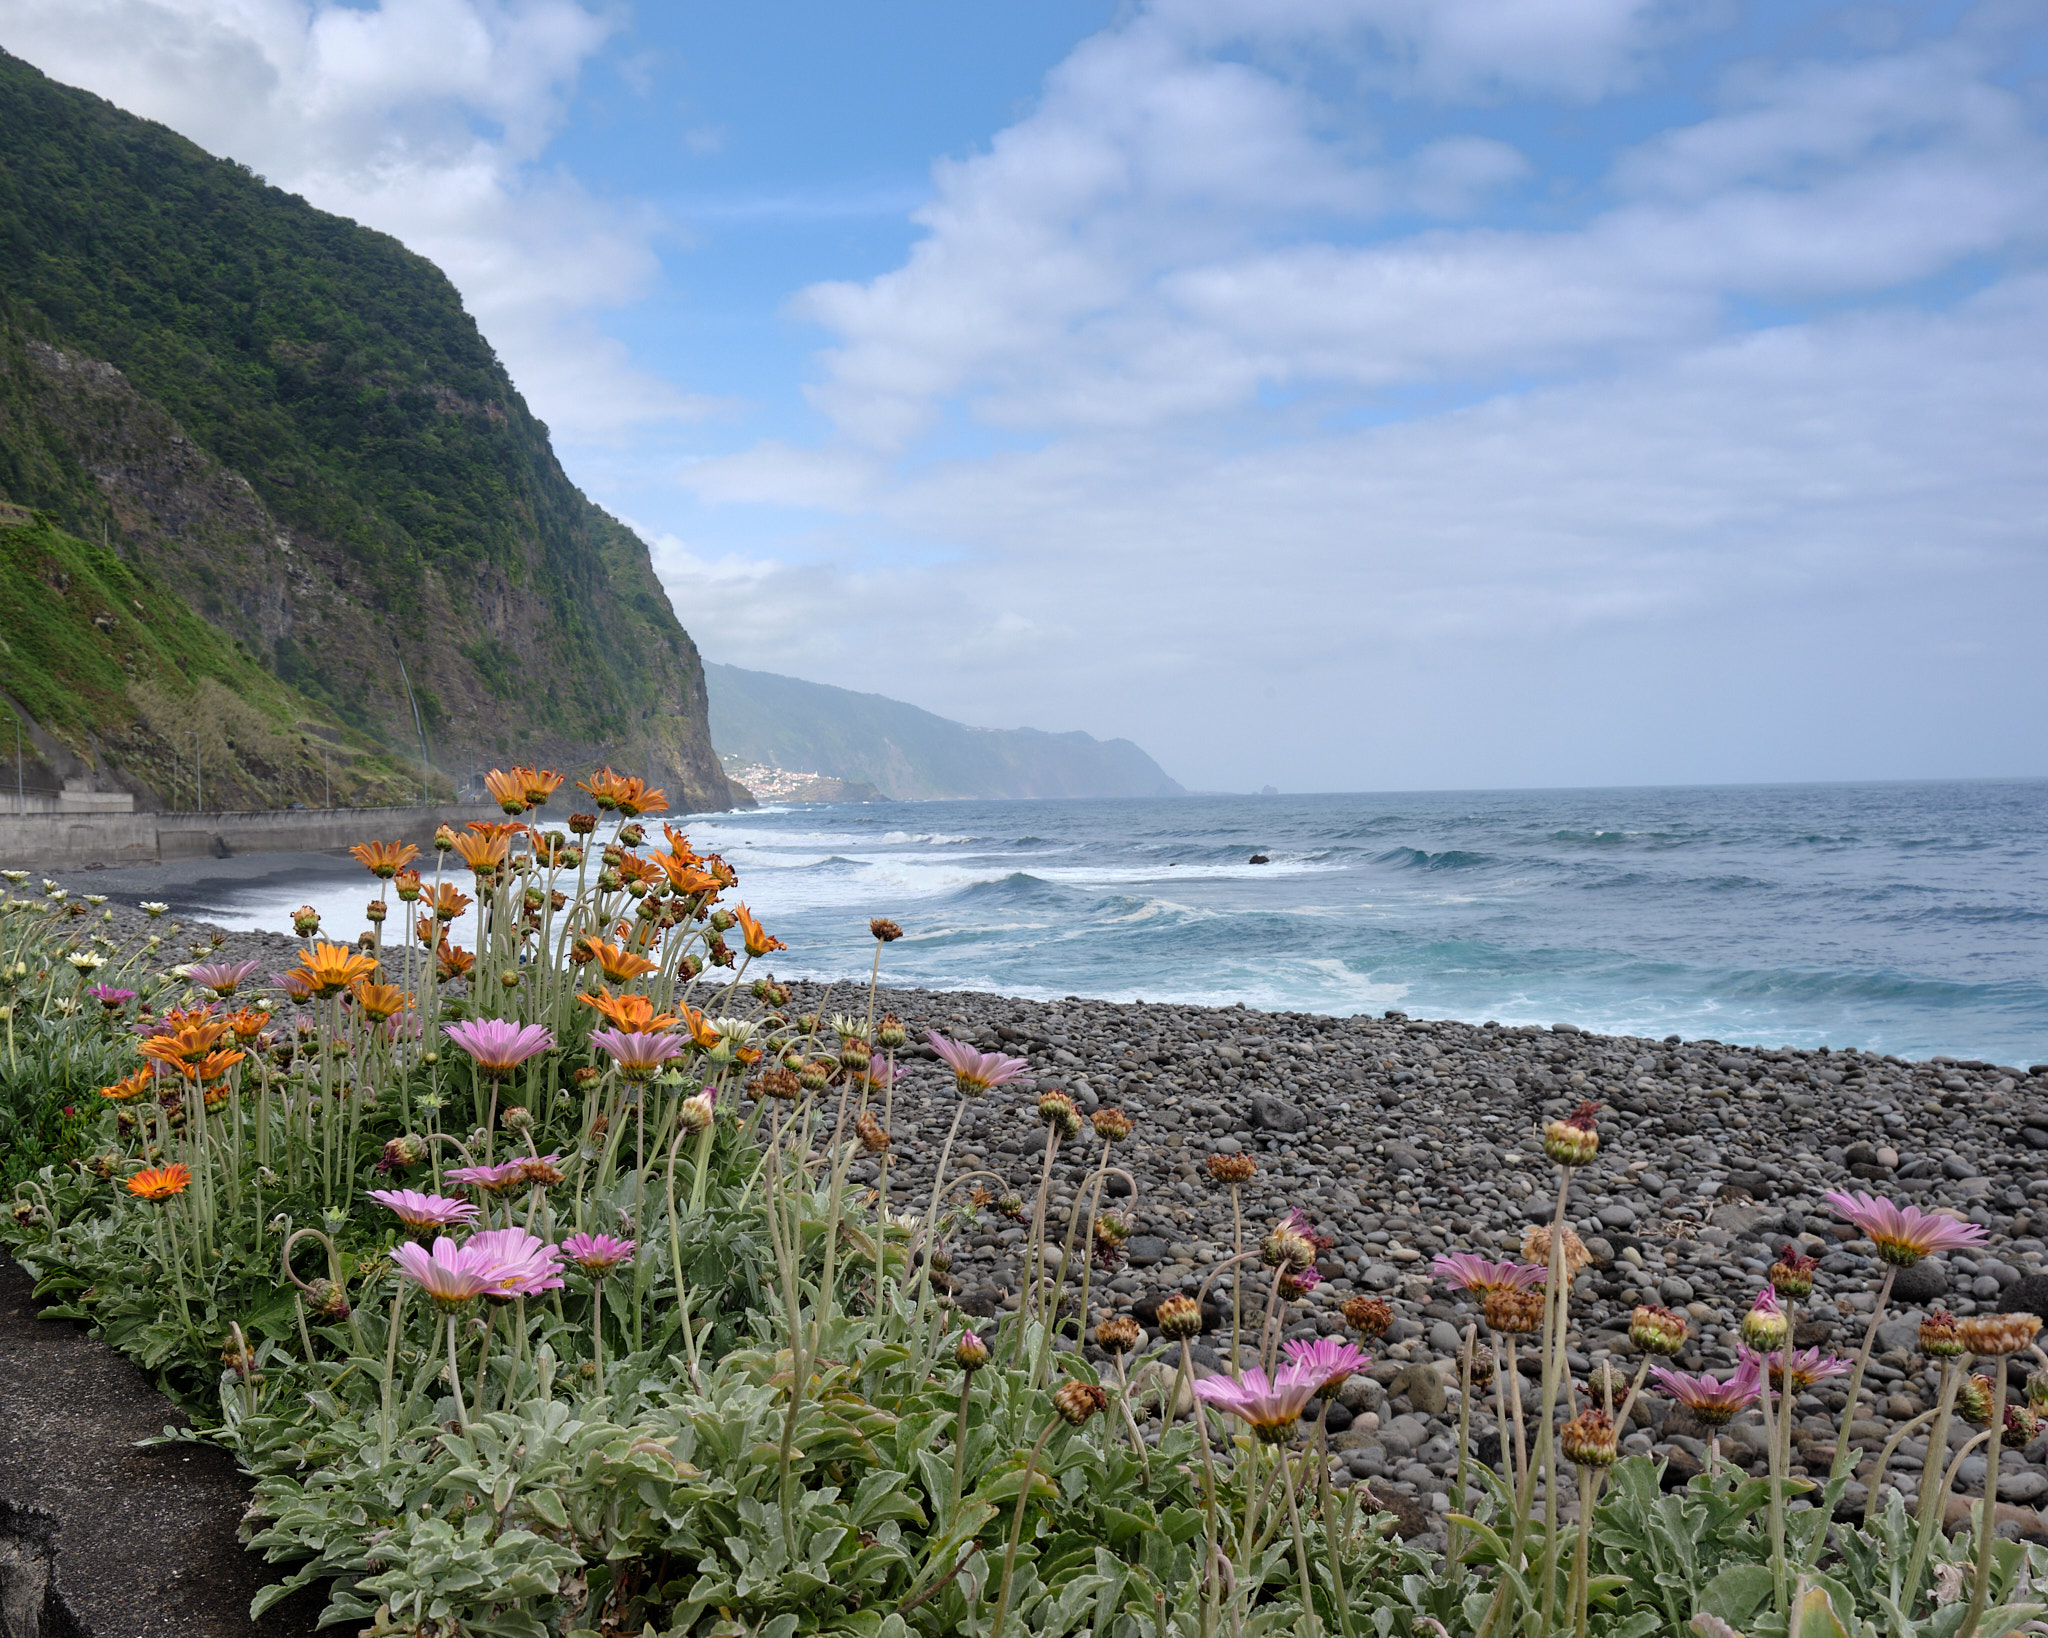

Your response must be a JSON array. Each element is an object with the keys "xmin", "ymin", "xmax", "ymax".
[
  {"xmin": 1957, "ymin": 1356, "xmax": 2010, "ymax": 1638},
  {"xmin": 949, "ymin": 1372, "xmax": 974, "ymax": 1520},
  {"xmin": 446, "ymin": 1312, "xmax": 469, "ymax": 1429},
  {"xmin": 990, "ymin": 1415, "xmax": 1061, "ymax": 1638},
  {"xmin": 1903, "ymin": 1357, "xmax": 1966, "ymax": 1608}
]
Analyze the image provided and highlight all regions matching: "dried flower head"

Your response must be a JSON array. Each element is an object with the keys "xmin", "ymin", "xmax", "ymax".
[
  {"xmin": 1629, "ymin": 1305, "xmax": 1691, "ymax": 1357},
  {"xmin": 1206, "ymin": 1152, "xmax": 1257, "ymax": 1185},
  {"xmin": 1543, "ymin": 1101, "xmax": 1601, "ymax": 1168},
  {"xmin": 1521, "ymin": 1222, "xmax": 1593, "ymax": 1283},
  {"xmin": 1342, "ymin": 1295, "xmax": 1394, "ymax": 1339},
  {"xmin": 869, "ymin": 917, "xmax": 903, "ymax": 942},
  {"xmin": 1466, "ymin": 1343, "xmax": 1497, "ymax": 1388},
  {"xmin": 1958, "ymin": 1374, "xmax": 1995, "ymax": 1426},
  {"xmin": 1959, "ymin": 1313, "xmax": 2042, "ymax": 1357},
  {"xmin": 2007, "ymin": 1401, "xmax": 2043, "ymax": 1443},
  {"xmin": 1053, "ymin": 1380, "xmax": 1111, "ymax": 1427},
  {"xmin": 1262, "ymin": 1218, "xmax": 1317, "ymax": 1272},
  {"xmin": 1769, "ymin": 1244, "xmax": 1819, "ymax": 1299},
  {"xmin": 1092, "ymin": 1108, "xmax": 1133, "ymax": 1142},
  {"xmin": 303, "ymin": 1278, "xmax": 352, "ymax": 1323},
  {"xmin": 1156, "ymin": 1294, "xmax": 1204, "ymax": 1340},
  {"xmin": 1919, "ymin": 1310, "xmax": 1967, "ymax": 1359},
  {"xmin": 1561, "ymin": 1409, "xmax": 1618, "ymax": 1468},
  {"xmin": 752, "ymin": 1066, "xmax": 801, "ymax": 1101},
  {"xmin": 876, "ymin": 1014, "xmax": 907, "ymax": 1049},
  {"xmin": 1483, "ymin": 1287, "xmax": 1545, "ymax": 1335},
  {"xmin": 1096, "ymin": 1314, "xmax": 1143, "ymax": 1353},
  {"xmin": 855, "ymin": 1110, "xmax": 890, "ymax": 1153}
]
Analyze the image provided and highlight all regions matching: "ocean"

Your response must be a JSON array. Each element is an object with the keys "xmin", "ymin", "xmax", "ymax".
[{"xmin": 161, "ymin": 779, "xmax": 2048, "ymax": 1066}]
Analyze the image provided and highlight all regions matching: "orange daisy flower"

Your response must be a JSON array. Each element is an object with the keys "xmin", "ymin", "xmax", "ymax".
[
  {"xmin": 517, "ymin": 766, "xmax": 564, "ymax": 807},
  {"xmin": 99, "ymin": 1068, "xmax": 154, "ymax": 1102},
  {"xmin": 157, "ymin": 1005, "xmax": 218, "ymax": 1030},
  {"xmin": 393, "ymin": 868, "xmax": 424, "ymax": 902},
  {"xmin": 226, "ymin": 1008, "xmax": 268, "ymax": 1042},
  {"xmin": 138, "ymin": 1020, "xmax": 231, "ymax": 1068},
  {"xmin": 482, "ymin": 769, "xmax": 529, "ymax": 815},
  {"xmin": 577, "ymin": 768, "xmax": 630, "ymax": 809},
  {"xmin": 679, "ymin": 1002, "xmax": 722, "ymax": 1050},
  {"xmin": 425, "ymin": 883, "xmax": 473, "ymax": 923},
  {"xmin": 293, "ymin": 941, "xmax": 380, "ymax": 998},
  {"xmin": 659, "ymin": 824, "xmax": 699, "ymax": 861},
  {"xmin": 435, "ymin": 941, "xmax": 475, "ymax": 981},
  {"xmin": 733, "ymin": 904, "xmax": 785, "ymax": 958},
  {"xmin": 453, "ymin": 830, "xmax": 511, "ymax": 876},
  {"xmin": 351, "ymin": 980, "xmax": 414, "ymax": 1022},
  {"xmin": 587, "ymin": 939, "xmax": 659, "ymax": 984},
  {"xmin": 350, "ymin": 840, "xmax": 421, "ymax": 879},
  {"xmin": 577, "ymin": 986, "xmax": 679, "ymax": 1034},
  {"xmin": 613, "ymin": 777, "xmax": 668, "ymax": 819},
  {"xmin": 127, "ymin": 1163, "xmax": 192, "ymax": 1202},
  {"xmin": 183, "ymin": 1048, "xmax": 246, "ymax": 1082},
  {"xmin": 655, "ymin": 853, "xmax": 720, "ymax": 896}
]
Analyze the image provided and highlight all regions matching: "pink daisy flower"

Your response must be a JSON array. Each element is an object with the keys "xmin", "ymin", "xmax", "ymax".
[
  {"xmin": 1431, "ymin": 1252, "xmax": 1548, "ymax": 1294},
  {"xmin": 1283, "ymin": 1336, "xmax": 1371, "ymax": 1399},
  {"xmin": 391, "ymin": 1235, "xmax": 497, "ymax": 1311},
  {"xmin": 926, "ymin": 1032, "xmax": 1030, "ymax": 1096},
  {"xmin": 446, "ymin": 1158, "xmax": 535, "ymax": 1196},
  {"xmin": 1650, "ymin": 1358, "xmax": 1762, "ymax": 1427},
  {"xmin": 1824, "ymin": 1190, "xmax": 1988, "ymax": 1267},
  {"xmin": 443, "ymin": 1018, "xmax": 555, "ymax": 1079},
  {"xmin": 186, "ymin": 959, "xmax": 262, "ymax": 996},
  {"xmin": 1194, "ymin": 1361, "xmax": 1330, "ymax": 1443},
  {"xmin": 561, "ymin": 1231, "xmax": 637, "ymax": 1277},
  {"xmin": 590, "ymin": 1028, "xmax": 687, "ymax": 1081},
  {"xmin": 464, "ymin": 1227, "xmax": 565, "ymax": 1297},
  {"xmin": 366, "ymin": 1188, "xmax": 478, "ymax": 1233}
]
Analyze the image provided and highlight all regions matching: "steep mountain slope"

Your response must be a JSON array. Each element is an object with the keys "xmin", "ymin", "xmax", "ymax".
[
  {"xmin": 0, "ymin": 48, "xmax": 745, "ymax": 812},
  {"xmin": 0, "ymin": 507, "xmax": 418, "ymax": 807},
  {"xmin": 705, "ymin": 662, "xmax": 1184, "ymax": 801}
]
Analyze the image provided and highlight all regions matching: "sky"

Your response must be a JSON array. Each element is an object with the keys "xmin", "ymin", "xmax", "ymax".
[{"xmin": 2, "ymin": 0, "xmax": 2045, "ymax": 794}]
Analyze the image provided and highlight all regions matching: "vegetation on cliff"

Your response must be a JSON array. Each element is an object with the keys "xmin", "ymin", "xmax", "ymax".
[
  {"xmin": 0, "ymin": 48, "xmax": 741, "ymax": 811},
  {"xmin": 707, "ymin": 662, "xmax": 1185, "ymax": 802}
]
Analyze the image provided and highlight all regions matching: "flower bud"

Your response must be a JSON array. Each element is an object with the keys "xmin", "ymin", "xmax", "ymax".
[
  {"xmin": 432, "ymin": 825, "xmax": 457, "ymax": 851},
  {"xmin": 1629, "ymin": 1305, "xmax": 1690, "ymax": 1357},
  {"xmin": 996, "ymin": 1192, "xmax": 1026, "ymax": 1222},
  {"xmin": 304, "ymin": 1278, "xmax": 351, "ymax": 1323},
  {"xmin": 1156, "ymin": 1294, "xmax": 1204, "ymax": 1339},
  {"xmin": 1053, "ymin": 1380, "xmax": 1110, "ymax": 1427},
  {"xmin": 290, "ymin": 905, "xmax": 321, "ymax": 937},
  {"xmin": 2026, "ymin": 1371, "xmax": 2048, "ymax": 1411},
  {"xmin": 1920, "ymin": 1310, "xmax": 1966, "ymax": 1359},
  {"xmin": 1960, "ymin": 1313, "xmax": 2042, "ymax": 1357},
  {"xmin": 800, "ymin": 1060, "xmax": 833, "ymax": 1092},
  {"xmin": 1561, "ymin": 1409, "xmax": 1618, "ymax": 1469},
  {"xmin": 955, "ymin": 1331, "xmax": 991, "ymax": 1372},
  {"xmin": 1542, "ymin": 1100, "xmax": 1601, "ymax": 1168},
  {"xmin": 364, "ymin": 899, "xmax": 387, "ymax": 924},
  {"xmin": 877, "ymin": 1014, "xmax": 907, "ymax": 1050},
  {"xmin": 928, "ymin": 1246, "xmax": 952, "ymax": 1276},
  {"xmin": 838, "ymin": 1038, "xmax": 872, "ymax": 1071},
  {"xmin": 1038, "ymin": 1090, "xmax": 1077, "ymax": 1129},
  {"xmin": 1342, "ymin": 1295, "xmax": 1393, "ymax": 1339},
  {"xmin": 678, "ymin": 1091, "xmax": 715, "ymax": 1133},
  {"xmin": 1261, "ymin": 1223, "xmax": 1315, "ymax": 1272},
  {"xmin": 501, "ymin": 1104, "xmax": 534, "ymax": 1132},
  {"xmin": 1740, "ymin": 1289, "xmax": 1788, "ymax": 1354},
  {"xmin": 1959, "ymin": 1374, "xmax": 1995, "ymax": 1425},
  {"xmin": 1096, "ymin": 1315, "xmax": 1143, "ymax": 1354}
]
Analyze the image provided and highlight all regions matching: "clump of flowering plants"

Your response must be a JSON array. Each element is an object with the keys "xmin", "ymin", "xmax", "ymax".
[{"xmin": 6, "ymin": 785, "xmax": 2048, "ymax": 1638}]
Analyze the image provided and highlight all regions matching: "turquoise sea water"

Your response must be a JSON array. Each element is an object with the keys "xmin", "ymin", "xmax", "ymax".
[{"xmin": 183, "ymin": 780, "xmax": 2048, "ymax": 1065}]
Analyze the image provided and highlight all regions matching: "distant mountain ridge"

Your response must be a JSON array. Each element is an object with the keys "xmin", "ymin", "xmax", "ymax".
[
  {"xmin": 0, "ymin": 48, "xmax": 745, "ymax": 811},
  {"xmin": 705, "ymin": 662, "xmax": 1184, "ymax": 801}
]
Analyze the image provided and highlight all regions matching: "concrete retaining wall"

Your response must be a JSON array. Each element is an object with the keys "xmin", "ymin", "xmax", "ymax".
[{"xmin": 0, "ymin": 803, "xmax": 485, "ymax": 870}]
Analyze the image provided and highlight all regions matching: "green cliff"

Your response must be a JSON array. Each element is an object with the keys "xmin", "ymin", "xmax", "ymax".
[{"xmin": 0, "ymin": 47, "xmax": 745, "ymax": 813}]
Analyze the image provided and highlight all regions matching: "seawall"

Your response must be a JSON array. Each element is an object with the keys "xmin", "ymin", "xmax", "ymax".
[{"xmin": 0, "ymin": 803, "xmax": 483, "ymax": 870}]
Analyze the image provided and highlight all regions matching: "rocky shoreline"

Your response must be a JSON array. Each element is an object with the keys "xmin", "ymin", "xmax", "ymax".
[{"xmin": 53, "ymin": 899, "xmax": 2048, "ymax": 1551}]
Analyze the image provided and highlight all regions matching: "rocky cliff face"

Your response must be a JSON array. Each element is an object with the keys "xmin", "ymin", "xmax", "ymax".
[{"xmin": 0, "ymin": 49, "xmax": 747, "ymax": 814}]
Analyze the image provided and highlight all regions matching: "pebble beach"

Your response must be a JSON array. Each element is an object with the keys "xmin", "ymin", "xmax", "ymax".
[{"xmin": 67, "ymin": 899, "xmax": 2048, "ymax": 1551}]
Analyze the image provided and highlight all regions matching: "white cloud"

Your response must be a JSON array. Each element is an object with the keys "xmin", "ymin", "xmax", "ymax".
[
  {"xmin": 0, "ymin": 0, "xmax": 706, "ymax": 442},
  {"xmin": 679, "ymin": 5, "xmax": 2048, "ymax": 787}
]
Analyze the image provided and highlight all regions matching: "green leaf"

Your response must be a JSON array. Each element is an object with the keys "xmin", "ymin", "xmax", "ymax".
[{"xmin": 1699, "ymin": 1564, "xmax": 1776, "ymax": 1626}]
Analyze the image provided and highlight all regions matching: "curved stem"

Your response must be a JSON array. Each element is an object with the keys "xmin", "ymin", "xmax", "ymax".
[
  {"xmin": 1904, "ymin": 1358, "xmax": 1968, "ymax": 1611},
  {"xmin": 1864, "ymin": 1407, "xmax": 1936, "ymax": 1527}
]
